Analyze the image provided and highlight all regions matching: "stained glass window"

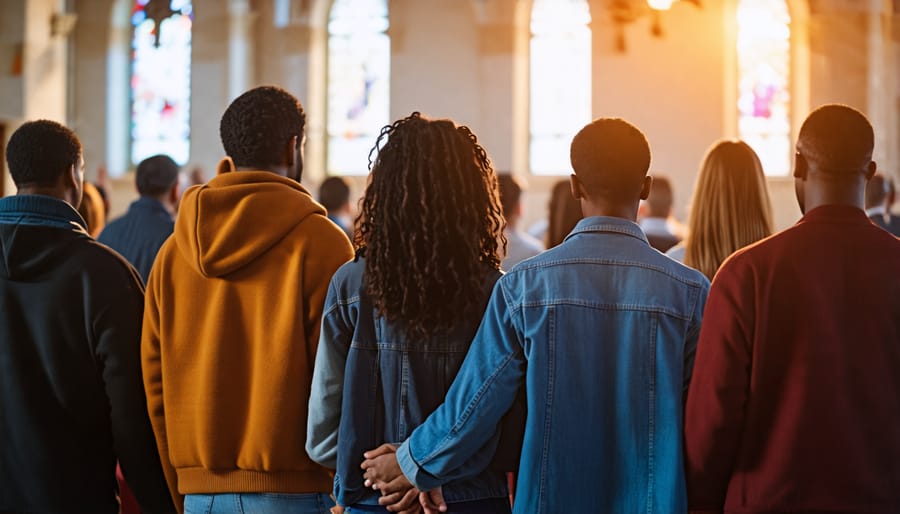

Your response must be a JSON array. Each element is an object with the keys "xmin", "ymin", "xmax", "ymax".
[
  {"xmin": 737, "ymin": 0, "xmax": 790, "ymax": 175},
  {"xmin": 328, "ymin": 0, "xmax": 390, "ymax": 175},
  {"xmin": 131, "ymin": 0, "xmax": 192, "ymax": 166},
  {"xmin": 530, "ymin": 0, "xmax": 591, "ymax": 175}
]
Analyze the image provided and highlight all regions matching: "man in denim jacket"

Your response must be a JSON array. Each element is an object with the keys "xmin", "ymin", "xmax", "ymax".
[{"xmin": 362, "ymin": 118, "xmax": 709, "ymax": 513}]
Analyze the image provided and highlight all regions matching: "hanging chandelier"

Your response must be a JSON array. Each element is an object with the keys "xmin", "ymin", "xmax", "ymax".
[{"xmin": 609, "ymin": 0, "xmax": 702, "ymax": 52}]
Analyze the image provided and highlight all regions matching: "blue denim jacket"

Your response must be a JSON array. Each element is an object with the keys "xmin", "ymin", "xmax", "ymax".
[
  {"xmin": 307, "ymin": 254, "xmax": 518, "ymax": 507},
  {"xmin": 396, "ymin": 216, "xmax": 709, "ymax": 513}
]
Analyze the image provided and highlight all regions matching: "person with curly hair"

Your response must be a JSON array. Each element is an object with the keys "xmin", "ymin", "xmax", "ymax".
[
  {"xmin": 307, "ymin": 112, "xmax": 521, "ymax": 514},
  {"xmin": 142, "ymin": 86, "xmax": 354, "ymax": 514},
  {"xmin": 358, "ymin": 118, "xmax": 710, "ymax": 514}
]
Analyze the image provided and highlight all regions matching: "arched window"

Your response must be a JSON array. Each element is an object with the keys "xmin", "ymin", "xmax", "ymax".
[
  {"xmin": 327, "ymin": 0, "xmax": 390, "ymax": 175},
  {"xmin": 737, "ymin": 0, "xmax": 790, "ymax": 175},
  {"xmin": 130, "ymin": 0, "xmax": 193, "ymax": 166},
  {"xmin": 529, "ymin": 0, "xmax": 591, "ymax": 175}
]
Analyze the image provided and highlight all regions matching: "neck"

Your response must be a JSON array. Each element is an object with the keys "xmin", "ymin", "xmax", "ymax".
[
  {"xmin": 801, "ymin": 173, "xmax": 866, "ymax": 213},
  {"xmin": 235, "ymin": 165, "xmax": 289, "ymax": 177},
  {"xmin": 150, "ymin": 194, "xmax": 177, "ymax": 216},
  {"xmin": 505, "ymin": 214, "xmax": 520, "ymax": 231},
  {"xmin": 579, "ymin": 198, "xmax": 640, "ymax": 221},
  {"xmin": 17, "ymin": 185, "xmax": 73, "ymax": 207}
]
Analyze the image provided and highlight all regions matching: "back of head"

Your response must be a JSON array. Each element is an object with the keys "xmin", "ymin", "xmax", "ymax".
[
  {"xmin": 547, "ymin": 179, "xmax": 582, "ymax": 248},
  {"xmin": 136, "ymin": 154, "xmax": 180, "ymax": 197},
  {"xmin": 318, "ymin": 176, "xmax": 351, "ymax": 212},
  {"xmin": 684, "ymin": 140, "xmax": 773, "ymax": 279},
  {"xmin": 646, "ymin": 175, "xmax": 674, "ymax": 218},
  {"xmin": 497, "ymin": 173, "xmax": 523, "ymax": 221},
  {"xmin": 6, "ymin": 120, "xmax": 82, "ymax": 188},
  {"xmin": 570, "ymin": 118, "xmax": 651, "ymax": 202},
  {"xmin": 219, "ymin": 86, "xmax": 306, "ymax": 169},
  {"xmin": 866, "ymin": 174, "xmax": 889, "ymax": 210},
  {"xmin": 798, "ymin": 104, "xmax": 874, "ymax": 174},
  {"xmin": 357, "ymin": 112, "xmax": 505, "ymax": 340}
]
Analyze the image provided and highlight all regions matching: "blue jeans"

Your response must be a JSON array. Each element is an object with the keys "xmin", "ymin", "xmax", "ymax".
[{"xmin": 184, "ymin": 493, "xmax": 335, "ymax": 514}]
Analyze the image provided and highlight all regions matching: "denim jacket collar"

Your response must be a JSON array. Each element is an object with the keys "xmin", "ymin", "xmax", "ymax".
[
  {"xmin": 563, "ymin": 216, "xmax": 650, "ymax": 246},
  {"xmin": 0, "ymin": 194, "xmax": 87, "ymax": 231}
]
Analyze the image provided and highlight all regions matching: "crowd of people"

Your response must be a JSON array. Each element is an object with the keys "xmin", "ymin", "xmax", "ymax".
[{"xmin": 1, "ymin": 85, "xmax": 898, "ymax": 514}]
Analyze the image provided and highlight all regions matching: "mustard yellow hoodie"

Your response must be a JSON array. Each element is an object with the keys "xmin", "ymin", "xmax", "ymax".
[{"xmin": 141, "ymin": 166, "xmax": 353, "ymax": 507}]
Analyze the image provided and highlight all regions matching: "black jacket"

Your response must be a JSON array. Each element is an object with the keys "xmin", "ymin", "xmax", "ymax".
[{"xmin": 0, "ymin": 195, "xmax": 174, "ymax": 514}]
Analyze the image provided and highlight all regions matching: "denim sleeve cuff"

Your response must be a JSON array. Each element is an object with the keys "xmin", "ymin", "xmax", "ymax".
[{"xmin": 397, "ymin": 439, "xmax": 444, "ymax": 492}]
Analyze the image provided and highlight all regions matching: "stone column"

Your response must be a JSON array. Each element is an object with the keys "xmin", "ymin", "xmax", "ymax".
[{"xmin": 228, "ymin": 0, "xmax": 257, "ymax": 101}]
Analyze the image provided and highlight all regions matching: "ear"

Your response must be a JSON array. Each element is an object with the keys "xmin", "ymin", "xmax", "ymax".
[
  {"xmin": 285, "ymin": 135, "xmax": 299, "ymax": 167},
  {"xmin": 65, "ymin": 159, "xmax": 84, "ymax": 209},
  {"xmin": 639, "ymin": 175, "xmax": 652, "ymax": 201},
  {"xmin": 793, "ymin": 152, "xmax": 808, "ymax": 180},
  {"xmin": 863, "ymin": 161, "xmax": 877, "ymax": 181},
  {"xmin": 569, "ymin": 174, "xmax": 584, "ymax": 200},
  {"xmin": 169, "ymin": 181, "xmax": 180, "ymax": 204}
]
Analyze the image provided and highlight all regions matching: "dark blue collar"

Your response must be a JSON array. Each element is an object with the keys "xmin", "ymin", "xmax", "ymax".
[
  {"xmin": 563, "ymin": 216, "xmax": 649, "ymax": 245},
  {"xmin": 0, "ymin": 194, "xmax": 88, "ymax": 231},
  {"xmin": 131, "ymin": 196, "xmax": 173, "ymax": 218}
]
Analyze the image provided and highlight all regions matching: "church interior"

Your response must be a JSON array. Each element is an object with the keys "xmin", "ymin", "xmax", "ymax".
[{"xmin": 1, "ymin": 0, "xmax": 899, "ymax": 230}]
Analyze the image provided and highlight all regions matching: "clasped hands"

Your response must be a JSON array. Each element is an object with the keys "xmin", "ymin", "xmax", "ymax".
[{"xmin": 360, "ymin": 444, "xmax": 447, "ymax": 514}]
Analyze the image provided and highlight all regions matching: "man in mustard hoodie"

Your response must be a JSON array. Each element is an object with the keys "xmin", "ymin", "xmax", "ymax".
[{"xmin": 142, "ymin": 86, "xmax": 354, "ymax": 514}]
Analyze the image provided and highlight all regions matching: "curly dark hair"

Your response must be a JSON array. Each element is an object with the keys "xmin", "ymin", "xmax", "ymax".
[
  {"xmin": 355, "ymin": 112, "xmax": 506, "ymax": 341},
  {"xmin": 219, "ymin": 85, "xmax": 305, "ymax": 169},
  {"xmin": 6, "ymin": 120, "xmax": 82, "ymax": 187}
]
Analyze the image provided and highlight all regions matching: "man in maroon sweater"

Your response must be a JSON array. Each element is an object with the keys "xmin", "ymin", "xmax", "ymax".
[{"xmin": 685, "ymin": 104, "xmax": 900, "ymax": 514}]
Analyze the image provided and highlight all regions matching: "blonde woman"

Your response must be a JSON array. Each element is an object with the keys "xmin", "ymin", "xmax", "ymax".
[{"xmin": 667, "ymin": 140, "xmax": 773, "ymax": 279}]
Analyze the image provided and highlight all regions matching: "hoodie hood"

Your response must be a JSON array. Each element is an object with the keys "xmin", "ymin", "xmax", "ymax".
[
  {"xmin": 175, "ymin": 165, "xmax": 326, "ymax": 278},
  {"xmin": 0, "ymin": 195, "xmax": 89, "ymax": 281}
]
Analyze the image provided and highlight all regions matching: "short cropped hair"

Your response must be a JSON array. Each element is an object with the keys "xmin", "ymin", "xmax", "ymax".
[
  {"xmin": 798, "ymin": 104, "xmax": 874, "ymax": 173},
  {"xmin": 220, "ymin": 86, "xmax": 306, "ymax": 168},
  {"xmin": 6, "ymin": 120, "xmax": 82, "ymax": 187},
  {"xmin": 570, "ymin": 118, "xmax": 651, "ymax": 198},
  {"xmin": 646, "ymin": 175, "xmax": 674, "ymax": 218},
  {"xmin": 318, "ymin": 176, "xmax": 351, "ymax": 212},
  {"xmin": 497, "ymin": 173, "xmax": 523, "ymax": 219},
  {"xmin": 136, "ymin": 154, "xmax": 180, "ymax": 197}
]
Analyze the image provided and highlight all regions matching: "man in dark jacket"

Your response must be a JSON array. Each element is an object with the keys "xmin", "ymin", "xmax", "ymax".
[
  {"xmin": 0, "ymin": 120, "xmax": 175, "ymax": 514},
  {"xmin": 99, "ymin": 154, "xmax": 180, "ymax": 282}
]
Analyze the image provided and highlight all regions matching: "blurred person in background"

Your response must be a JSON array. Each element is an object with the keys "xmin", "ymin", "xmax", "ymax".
[
  {"xmin": 99, "ymin": 154, "xmax": 180, "ymax": 283},
  {"xmin": 498, "ymin": 173, "xmax": 543, "ymax": 269},
  {"xmin": 667, "ymin": 140, "xmax": 773, "ymax": 280}
]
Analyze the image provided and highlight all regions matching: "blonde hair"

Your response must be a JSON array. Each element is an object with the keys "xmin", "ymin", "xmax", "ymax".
[
  {"xmin": 683, "ymin": 140, "xmax": 773, "ymax": 279},
  {"xmin": 77, "ymin": 182, "xmax": 106, "ymax": 238}
]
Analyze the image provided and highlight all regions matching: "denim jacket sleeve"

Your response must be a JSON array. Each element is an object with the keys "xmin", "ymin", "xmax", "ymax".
[
  {"xmin": 397, "ymin": 279, "xmax": 526, "ymax": 491},
  {"xmin": 306, "ymin": 279, "xmax": 352, "ymax": 469}
]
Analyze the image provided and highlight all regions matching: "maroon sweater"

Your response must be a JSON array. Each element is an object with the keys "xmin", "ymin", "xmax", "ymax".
[{"xmin": 685, "ymin": 205, "xmax": 900, "ymax": 514}]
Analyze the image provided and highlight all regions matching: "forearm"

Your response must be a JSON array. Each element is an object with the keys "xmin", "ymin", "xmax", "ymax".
[
  {"xmin": 306, "ymin": 326, "xmax": 347, "ymax": 468},
  {"xmin": 397, "ymin": 284, "xmax": 526, "ymax": 490}
]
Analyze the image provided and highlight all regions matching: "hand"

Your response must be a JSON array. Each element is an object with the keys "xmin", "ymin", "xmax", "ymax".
[
  {"xmin": 330, "ymin": 506, "xmax": 345, "ymax": 514},
  {"xmin": 419, "ymin": 488, "xmax": 447, "ymax": 514},
  {"xmin": 361, "ymin": 444, "xmax": 403, "ymax": 490},
  {"xmin": 379, "ymin": 487, "xmax": 422, "ymax": 514}
]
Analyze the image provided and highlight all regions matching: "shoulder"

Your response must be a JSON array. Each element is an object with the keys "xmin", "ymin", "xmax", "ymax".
[
  {"xmin": 331, "ymin": 255, "xmax": 365, "ymax": 288},
  {"xmin": 298, "ymin": 212, "xmax": 354, "ymax": 248},
  {"xmin": 76, "ymin": 237, "xmax": 144, "ymax": 291},
  {"xmin": 96, "ymin": 215, "xmax": 126, "ymax": 241}
]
